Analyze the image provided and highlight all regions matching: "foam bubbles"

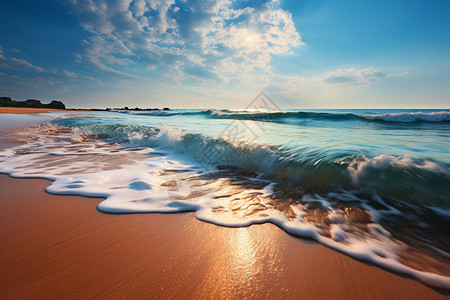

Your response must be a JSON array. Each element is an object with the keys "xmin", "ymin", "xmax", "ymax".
[
  {"xmin": 0, "ymin": 122, "xmax": 449, "ymax": 289},
  {"xmin": 128, "ymin": 180, "xmax": 153, "ymax": 190}
]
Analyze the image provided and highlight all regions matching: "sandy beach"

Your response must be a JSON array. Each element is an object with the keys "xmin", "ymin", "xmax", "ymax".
[
  {"xmin": 1, "ymin": 0, "xmax": 449, "ymax": 297},
  {"xmin": 0, "ymin": 107, "xmax": 62, "ymax": 114},
  {"xmin": 0, "ymin": 174, "xmax": 448, "ymax": 299},
  {"xmin": 0, "ymin": 110, "xmax": 448, "ymax": 299}
]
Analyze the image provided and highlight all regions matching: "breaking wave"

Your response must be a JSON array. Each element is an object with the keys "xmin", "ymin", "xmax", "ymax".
[
  {"xmin": 114, "ymin": 109, "xmax": 450, "ymax": 124},
  {"xmin": 62, "ymin": 123, "xmax": 450, "ymax": 207},
  {"xmin": 0, "ymin": 120, "xmax": 449, "ymax": 289},
  {"xmin": 362, "ymin": 111, "xmax": 450, "ymax": 123}
]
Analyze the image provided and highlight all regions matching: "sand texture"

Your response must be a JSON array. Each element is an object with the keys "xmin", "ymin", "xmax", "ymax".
[{"xmin": 0, "ymin": 174, "xmax": 447, "ymax": 299}]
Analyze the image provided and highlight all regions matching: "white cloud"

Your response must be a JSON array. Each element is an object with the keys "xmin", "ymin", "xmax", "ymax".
[
  {"xmin": 263, "ymin": 66, "xmax": 410, "ymax": 106},
  {"xmin": 0, "ymin": 48, "xmax": 46, "ymax": 73},
  {"xmin": 63, "ymin": 70, "xmax": 79, "ymax": 78},
  {"xmin": 386, "ymin": 71, "xmax": 409, "ymax": 78},
  {"xmin": 131, "ymin": 0, "xmax": 147, "ymax": 17},
  {"xmin": 0, "ymin": 47, "xmax": 106, "ymax": 97},
  {"xmin": 68, "ymin": 0, "xmax": 302, "ymax": 81},
  {"xmin": 321, "ymin": 67, "xmax": 406, "ymax": 86},
  {"xmin": 9, "ymin": 58, "xmax": 45, "ymax": 72},
  {"xmin": 0, "ymin": 72, "xmax": 68, "ymax": 96},
  {"xmin": 74, "ymin": 53, "xmax": 83, "ymax": 63}
]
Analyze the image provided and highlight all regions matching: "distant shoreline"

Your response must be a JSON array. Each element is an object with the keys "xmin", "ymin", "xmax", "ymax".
[
  {"xmin": 0, "ymin": 96, "xmax": 170, "ymax": 112},
  {"xmin": 0, "ymin": 107, "xmax": 171, "ymax": 114},
  {"xmin": 0, "ymin": 107, "xmax": 64, "ymax": 114}
]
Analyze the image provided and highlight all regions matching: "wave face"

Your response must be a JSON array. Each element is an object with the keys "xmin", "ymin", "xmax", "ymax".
[
  {"xmin": 208, "ymin": 110, "xmax": 450, "ymax": 123},
  {"xmin": 118, "ymin": 109, "xmax": 450, "ymax": 124},
  {"xmin": 362, "ymin": 111, "xmax": 450, "ymax": 122},
  {"xmin": 0, "ymin": 110, "xmax": 449, "ymax": 289}
]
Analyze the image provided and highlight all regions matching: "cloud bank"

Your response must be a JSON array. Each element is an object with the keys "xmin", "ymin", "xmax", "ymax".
[
  {"xmin": 69, "ymin": 0, "xmax": 302, "ymax": 82},
  {"xmin": 0, "ymin": 1, "xmax": 411, "ymax": 108}
]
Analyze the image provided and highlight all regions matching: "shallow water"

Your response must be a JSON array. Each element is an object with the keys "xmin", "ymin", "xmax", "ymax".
[{"xmin": 0, "ymin": 108, "xmax": 449, "ymax": 289}]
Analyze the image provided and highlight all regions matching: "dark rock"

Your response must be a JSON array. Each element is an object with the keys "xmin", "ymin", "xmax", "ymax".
[
  {"xmin": 0, "ymin": 97, "xmax": 14, "ymax": 107},
  {"xmin": 25, "ymin": 99, "xmax": 44, "ymax": 108},
  {"xmin": 163, "ymin": 107, "xmax": 170, "ymax": 110},
  {"xmin": 0, "ymin": 96, "xmax": 13, "ymax": 102},
  {"xmin": 0, "ymin": 96, "xmax": 66, "ymax": 109},
  {"xmin": 46, "ymin": 100, "xmax": 65, "ymax": 109}
]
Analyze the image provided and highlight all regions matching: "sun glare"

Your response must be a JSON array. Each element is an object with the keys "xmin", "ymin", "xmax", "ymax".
[{"xmin": 239, "ymin": 28, "xmax": 261, "ymax": 49}]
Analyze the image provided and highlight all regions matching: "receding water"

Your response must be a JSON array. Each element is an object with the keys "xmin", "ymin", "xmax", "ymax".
[{"xmin": 0, "ymin": 108, "xmax": 449, "ymax": 289}]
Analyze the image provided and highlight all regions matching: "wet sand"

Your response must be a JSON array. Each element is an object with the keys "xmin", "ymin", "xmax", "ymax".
[
  {"xmin": 0, "ymin": 107, "xmax": 61, "ymax": 114},
  {"xmin": 0, "ymin": 119, "xmax": 447, "ymax": 299},
  {"xmin": 0, "ymin": 174, "xmax": 447, "ymax": 299}
]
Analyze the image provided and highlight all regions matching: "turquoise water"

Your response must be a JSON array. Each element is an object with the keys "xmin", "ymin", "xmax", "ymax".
[
  {"xmin": 54, "ymin": 109, "xmax": 450, "ymax": 205},
  {"xmin": 57, "ymin": 109, "xmax": 450, "ymax": 162},
  {"xmin": 1, "ymin": 108, "xmax": 449, "ymax": 288}
]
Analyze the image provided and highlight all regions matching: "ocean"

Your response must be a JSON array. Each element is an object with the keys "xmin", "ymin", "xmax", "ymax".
[{"xmin": 0, "ymin": 107, "xmax": 449, "ymax": 289}]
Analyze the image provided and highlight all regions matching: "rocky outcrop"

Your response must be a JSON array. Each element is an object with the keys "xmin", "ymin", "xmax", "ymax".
[
  {"xmin": 0, "ymin": 97, "xmax": 66, "ymax": 109},
  {"xmin": 25, "ymin": 99, "xmax": 43, "ymax": 107},
  {"xmin": 47, "ymin": 100, "xmax": 65, "ymax": 109}
]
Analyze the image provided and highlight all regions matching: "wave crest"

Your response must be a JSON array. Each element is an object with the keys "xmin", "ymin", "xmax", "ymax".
[
  {"xmin": 107, "ymin": 109, "xmax": 450, "ymax": 124},
  {"xmin": 66, "ymin": 123, "xmax": 450, "ymax": 207},
  {"xmin": 362, "ymin": 111, "xmax": 450, "ymax": 123},
  {"xmin": 1, "ymin": 121, "xmax": 450, "ymax": 288}
]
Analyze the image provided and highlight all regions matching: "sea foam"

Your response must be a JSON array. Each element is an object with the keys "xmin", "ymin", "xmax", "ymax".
[{"xmin": 0, "ymin": 121, "xmax": 449, "ymax": 289}]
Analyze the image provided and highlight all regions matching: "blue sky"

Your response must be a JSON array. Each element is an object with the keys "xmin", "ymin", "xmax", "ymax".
[{"xmin": 0, "ymin": 0, "xmax": 449, "ymax": 108}]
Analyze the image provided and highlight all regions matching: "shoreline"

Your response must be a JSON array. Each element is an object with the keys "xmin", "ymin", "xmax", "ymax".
[
  {"xmin": 0, "ymin": 107, "xmax": 63, "ymax": 114},
  {"xmin": 0, "ymin": 107, "xmax": 168, "ymax": 114},
  {"xmin": 0, "ymin": 119, "xmax": 448, "ymax": 298},
  {"xmin": 0, "ymin": 175, "xmax": 448, "ymax": 298},
  {"xmin": 0, "ymin": 107, "xmax": 102, "ymax": 114}
]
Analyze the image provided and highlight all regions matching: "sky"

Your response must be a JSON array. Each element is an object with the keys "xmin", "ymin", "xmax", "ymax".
[{"xmin": 0, "ymin": 0, "xmax": 449, "ymax": 109}]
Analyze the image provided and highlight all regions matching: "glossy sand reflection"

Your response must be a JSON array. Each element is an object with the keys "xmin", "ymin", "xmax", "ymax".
[{"xmin": 0, "ymin": 175, "xmax": 447, "ymax": 298}]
